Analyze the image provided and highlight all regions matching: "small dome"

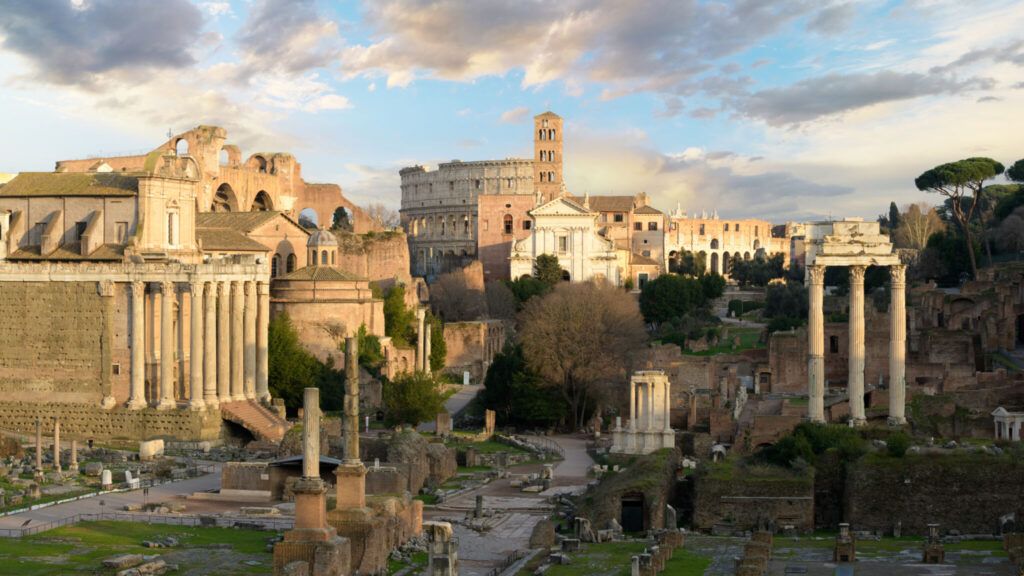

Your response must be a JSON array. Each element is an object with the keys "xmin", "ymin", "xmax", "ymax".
[{"xmin": 307, "ymin": 229, "xmax": 338, "ymax": 247}]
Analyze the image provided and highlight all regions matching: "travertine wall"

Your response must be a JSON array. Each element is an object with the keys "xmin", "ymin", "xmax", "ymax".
[
  {"xmin": 0, "ymin": 402, "xmax": 223, "ymax": 441},
  {"xmin": 336, "ymin": 231, "xmax": 412, "ymax": 285},
  {"xmin": 0, "ymin": 282, "xmax": 106, "ymax": 402},
  {"xmin": 442, "ymin": 320, "xmax": 505, "ymax": 383}
]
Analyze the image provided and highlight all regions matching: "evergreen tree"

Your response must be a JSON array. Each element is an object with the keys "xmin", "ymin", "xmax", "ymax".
[
  {"xmin": 534, "ymin": 253, "xmax": 564, "ymax": 287},
  {"xmin": 382, "ymin": 284, "xmax": 415, "ymax": 346}
]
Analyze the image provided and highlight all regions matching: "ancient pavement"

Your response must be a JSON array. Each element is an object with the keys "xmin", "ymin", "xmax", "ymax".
[
  {"xmin": 417, "ymin": 382, "xmax": 483, "ymax": 432},
  {"xmin": 0, "ymin": 463, "xmax": 223, "ymax": 531},
  {"xmin": 426, "ymin": 434, "xmax": 595, "ymax": 575}
]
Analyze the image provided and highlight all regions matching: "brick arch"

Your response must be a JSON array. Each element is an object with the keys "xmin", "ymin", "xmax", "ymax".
[{"xmin": 295, "ymin": 183, "xmax": 375, "ymax": 233}]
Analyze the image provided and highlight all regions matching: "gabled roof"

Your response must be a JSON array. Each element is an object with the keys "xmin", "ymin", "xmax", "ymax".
[
  {"xmin": 586, "ymin": 195, "xmax": 635, "ymax": 213},
  {"xmin": 275, "ymin": 265, "xmax": 364, "ymax": 282},
  {"xmin": 530, "ymin": 195, "xmax": 593, "ymax": 217},
  {"xmin": 535, "ymin": 111, "xmax": 561, "ymax": 118},
  {"xmin": 0, "ymin": 172, "xmax": 138, "ymax": 198},
  {"xmin": 196, "ymin": 210, "xmax": 308, "ymax": 234},
  {"xmin": 634, "ymin": 205, "xmax": 663, "ymax": 215},
  {"xmin": 631, "ymin": 252, "xmax": 661, "ymax": 266},
  {"xmin": 196, "ymin": 228, "xmax": 269, "ymax": 252}
]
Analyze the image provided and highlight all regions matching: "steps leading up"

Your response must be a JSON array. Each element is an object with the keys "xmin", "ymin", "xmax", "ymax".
[{"xmin": 220, "ymin": 400, "xmax": 290, "ymax": 443}]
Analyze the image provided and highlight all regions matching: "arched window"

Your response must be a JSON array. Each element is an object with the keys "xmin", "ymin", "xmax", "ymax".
[
  {"xmin": 463, "ymin": 215, "xmax": 470, "ymax": 235},
  {"xmin": 175, "ymin": 139, "xmax": 188, "ymax": 156},
  {"xmin": 710, "ymin": 238, "xmax": 719, "ymax": 250},
  {"xmin": 286, "ymin": 253, "xmax": 296, "ymax": 273},
  {"xmin": 272, "ymin": 254, "xmax": 280, "ymax": 277},
  {"xmin": 753, "ymin": 239, "xmax": 761, "ymax": 250},
  {"xmin": 539, "ymin": 129, "xmax": 545, "ymax": 140},
  {"xmin": 710, "ymin": 252, "xmax": 719, "ymax": 274},
  {"xmin": 212, "ymin": 184, "xmax": 235, "ymax": 212},
  {"xmin": 540, "ymin": 172, "xmax": 546, "ymax": 182},
  {"xmin": 440, "ymin": 218, "xmax": 446, "ymax": 236},
  {"xmin": 503, "ymin": 214, "xmax": 513, "ymax": 234},
  {"xmin": 255, "ymin": 155, "xmax": 268, "ymax": 173},
  {"xmin": 321, "ymin": 250, "xmax": 328, "ymax": 265},
  {"xmin": 549, "ymin": 129, "xmax": 556, "ymax": 140},
  {"xmin": 548, "ymin": 171, "xmax": 556, "ymax": 182},
  {"xmin": 722, "ymin": 252, "xmax": 731, "ymax": 273},
  {"xmin": 251, "ymin": 191, "xmax": 272, "ymax": 211}
]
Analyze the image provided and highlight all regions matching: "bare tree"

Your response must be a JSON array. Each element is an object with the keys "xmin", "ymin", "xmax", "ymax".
[
  {"xmin": 431, "ymin": 267, "xmax": 487, "ymax": 321},
  {"xmin": 895, "ymin": 202, "xmax": 944, "ymax": 250},
  {"xmin": 518, "ymin": 282, "xmax": 647, "ymax": 430},
  {"xmin": 364, "ymin": 203, "xmax": 400, "ymax": 229},
  {"xmin": 485, "ymin": 281, "xmax": 517, "ymax": 320}
]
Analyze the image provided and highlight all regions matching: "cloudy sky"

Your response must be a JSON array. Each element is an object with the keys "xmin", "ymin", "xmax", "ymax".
[{"xmin": 1, "ymin": 0, "xmax": 1022, "ymax": 221}]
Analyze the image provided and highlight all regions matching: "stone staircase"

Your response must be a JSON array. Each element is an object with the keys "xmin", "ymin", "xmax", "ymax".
[{"xmin": 220, "ymin": 400, "xmax": 290, "ymax": 443}]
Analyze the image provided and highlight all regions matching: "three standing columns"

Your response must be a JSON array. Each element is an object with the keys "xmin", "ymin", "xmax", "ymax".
[
  {"xmin": 807, "ymin": 265, "xmax": 826, "ymax": 423},
  {"xmin": 807, "ymin": 263, "xmax": 907, "ymax": 425},
  {"xmin": 848, "ymin": 266, "xmax": 866, "ymax": 426}
]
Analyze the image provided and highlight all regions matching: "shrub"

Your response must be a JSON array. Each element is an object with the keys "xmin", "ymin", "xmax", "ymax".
[{"xmin": 887, "ymin": 431, "xmax": 911, "ymax": 457}]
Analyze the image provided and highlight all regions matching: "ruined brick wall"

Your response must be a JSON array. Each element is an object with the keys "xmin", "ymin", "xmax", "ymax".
[
  {"xmin": 336, "ymin": 231, "xmax": 411, "ymax": 284},
  {"xmin": 0, "ymin": 402, "xmax": 222, "ymax": 441},
  {"xmin": 0, "ymin": 282, "xmax": 104, "ymax": 402},
  {"xmin": 442, "ymin": 320, "xmax": 505, "ymax": 382},
  {"xmin": 693, "ymin": 465, "xmax": 814, "ymax": 532},
  {"xmin": 768, "ymin": 329, "xmax": 807, "ymax": 394},
  {"xmin": 846, "ymin": 455, "xmax": 1024, "ymax": 535},
  {"xmin": 222, "ymin": 462, "xmax": 271, "ymax": 491}
]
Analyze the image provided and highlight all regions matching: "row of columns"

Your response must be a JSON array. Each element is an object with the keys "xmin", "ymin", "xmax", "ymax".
[
  {"xmin": 807, "ymin": 264, "xmax": 906, "ymax": 425},
  {"xmin": 628, "ymin": 377, "xmax": 671, "ymax": 432},
  {"xmin": 126, "ymin": 279, "xmax": 270, "ymax": 411}
]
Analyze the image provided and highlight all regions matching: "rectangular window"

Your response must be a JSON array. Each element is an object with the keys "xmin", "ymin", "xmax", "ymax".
[
  {"xmin": 523, "ymin": 220, "xmax": 532, "ymax": 230},
  {"xmin": 167, "ymin": 212, "xmax": 178, "ymax": 247},
  {"xmin": 75, "ymin": 221, "xmax": 87, "ymax": 241},
  {"xmin": 699, "ymin": 224, "xmax": 705, "ymax": 235},
  {"xmin": 483, "ymin": 220, "xmax": 489, "ymax": 232},
  {"xmin": 475, "ymin": 179, "xmax": 482, "ymax": 189},
  {"xmin": 724, "ymin": 223, "xmax": 729, "ymax": 232},
  {"xmin": 449, "ymin": 181, "xmax": 455, "ymax": 191},
  {"xmin": 634, "ymin": 222, "xmax": 642, "ymax": 231},
  {"xmin": 735, "ymin": 224, "xmax": 740, "ymax": 232},
  {"xmin": 558, "ymin": 235, "xmax": 568, "ymax": 252},
  {"xmin": 112, "ymin": 364, "xmax": 121, "ymax": 376},
  {"xmin": 648, "ymin": 221, "xmax": 658, "ymax": 231},
  {"xmin": 755, "ymin": 226, "xmax": 759, "ymax": 237},
  {"xmin": 614, "ymin": 213, "xmax": 624, "ymax": 223}
]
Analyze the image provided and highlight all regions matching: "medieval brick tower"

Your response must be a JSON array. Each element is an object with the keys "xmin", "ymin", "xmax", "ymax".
[{"xmin": 533, "ymin": 111, "xmax": 563, "ymax": 204}]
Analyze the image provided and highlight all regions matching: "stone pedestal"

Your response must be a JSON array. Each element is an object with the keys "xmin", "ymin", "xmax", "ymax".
[
  {"xmin": 273, "ymin": 479, "xmax": 350, "ymax": 576},
  {"xmin": 833, "ymin": 523, "xmax": 856, "ymax": 563},
  {"xmin": 334, "ymin": 463, "xmax": 367, "ymax": 511}
]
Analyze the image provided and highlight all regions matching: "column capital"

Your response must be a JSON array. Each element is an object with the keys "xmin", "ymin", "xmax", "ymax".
[
  {"xmin": 807, "ymin": 264, "xmax": 826, "ymax": 284},
  {"xmin": 189, "ymin": 279, "xmax": 204, "ymax": 296},
  {"xmin": 231, "ymin": 280, "xmax": 243, "ymax": 294},
  {"xmin": 257, "ymin": 280, "xmax": 270, "ymax": 295},
  {"xmin": 97, "ymin": 279, "xmax": 115, "ymax": 297},
  {"xmin": 161, "ymin": 280, "xmax": 175, "ymax": 294},
  {"xmin": 244, "ymin": 280, "xmax": 255, "ymax": 295},
  {"xmin": 217, "ymin": 280, "xmax": 229, "ymax": 296},
  {"xmin": 849, "ymin": 265, "xmax": 866, "ymax": 283},
  {"xmin": 131, "ymin": 280, "xmax": 145, "ymax": 298},
  {"xmin": 890, "ymin": 263, "xmax": 907, "ymax": 287}
]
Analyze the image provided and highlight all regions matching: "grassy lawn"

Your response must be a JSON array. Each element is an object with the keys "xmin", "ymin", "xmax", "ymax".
[
  {"xmin": 684, "ymin": 327, "xmax": 764, "ymax": 356},
  {"xmin": 0, "ymin": 521, "xmax": 278, "ymax": 575},
  {"xmin": 774, "ymin": 534, "xmax": 1009, "ymax": 558},
  {"xmin": 447, "ymin": 439, "xmax": 529, "ymax": 454},
  {"xmin": 528, "ymin": 541, "xmax": 711, "ymax": 576}
]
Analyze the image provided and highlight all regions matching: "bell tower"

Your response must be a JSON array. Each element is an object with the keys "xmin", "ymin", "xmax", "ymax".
[{"xmin": 533, "ymin": 111, "xmax": 563, "ymax": 204}]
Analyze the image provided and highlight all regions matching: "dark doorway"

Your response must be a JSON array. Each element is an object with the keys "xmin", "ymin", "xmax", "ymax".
[
  {"xmin": 1017, "ymin": 315, "xmax": 1024, "ymax": 345},
  {"xmin": 620, "ymin": 494, "xmax": 645, "ymax": 532}
]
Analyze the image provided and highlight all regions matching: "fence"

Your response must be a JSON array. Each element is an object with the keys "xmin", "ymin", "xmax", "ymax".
[
  {"xmin": 520, "ymin": 436, "xmax": 565, "ymax": 459},
  {"xmin": 0, "ymin": 511, "xmax": 293, "ymax": 538},
  {"xmin": 486, "ymin": 549, "xmax": 524, "ymax": 576}
]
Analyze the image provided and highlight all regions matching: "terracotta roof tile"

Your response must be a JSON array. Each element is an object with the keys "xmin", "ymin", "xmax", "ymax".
[{"xmin": 0, "ymin": 172, "xmax": 138, "ymax": 197}]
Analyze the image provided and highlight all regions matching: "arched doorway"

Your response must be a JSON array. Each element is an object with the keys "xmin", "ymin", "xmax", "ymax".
[
  {"xmin": 252, "ymin": 191, "xmax": 273, "ymax": 211},
  {"xmin": 561, "ymin": 270, "xmax": 571, "ymax": 282},
  {"xmin": 710, "ymin": 252, "xmax": 719, "ymax": 275},
  {"xmin": 211, "ymin": 184, "xmax": 236, "ymax": 212},
  {"xmin": 722, "ymin": 252, "xmax": 731, "ymax": 274}
]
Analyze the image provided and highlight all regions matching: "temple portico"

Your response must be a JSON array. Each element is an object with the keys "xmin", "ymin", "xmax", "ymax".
[
  {"xmin": 803, "ymin": 219, "xmax": 905, "ymax": 425},
  {"xmin": 612, "ymin": 371, "xmax": 675, "ymax": 455}
]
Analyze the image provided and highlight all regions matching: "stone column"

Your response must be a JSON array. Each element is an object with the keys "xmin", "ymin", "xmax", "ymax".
[
  {"xmin": 157, "ymin": 281, "xmax": 177, "ymax": 410},
  {"xmin": 424, "ymin": 316, "xmax": 433, "ymax": 375},
  {"xmin": 663, "ymin": 377, "xmax": 672, "ymax": 431},
  {"xmin": 807, "ymin": 265, "xmax": 826, "ymax": 423},
  {"xmin": 99, "ymin": 281, "xmax": 116, "ymax": 409},
  {"xmin": 216, "ymin": 282, "xmax": 231, "ymax": 403},
  {"xmin": 243, "ymin": 280, "xmax": 257, "ymax": 400},
  {"xmin": 256, "ymin": 281, "xmax": 271, "ymax": 402},
  {"xmin": 303, "ymin": 387, "xmax": 320, "ymax": 479},
  {"xmin": 231, "ymin": 281, "xmax": 245, "ymax": 401},
  {"xmin": 203, "ymin": 282, "xmax": 218, "ymax": 409},
  {"xmin": 416, "ymin": 307, "xmax": 426, "ymax": 372},
  {"xmin": 889, "ymin": 264, "xmax": 907, "ymax": 425},
  {"xmin": 34, "ymin": 418, "xmax": 42, "ymax": 472},
  {"xmin": 188, "ymin": 281, "xmax": 206, "ymax": 411},
  {"xmin": 628, "ymin": 379, "xmax": 637, "ymax": 431},
  {"xmin": 70, "ymin": 440, "xmax": 78, "ymax": 473},
  {"xmin": 335, "ymin": 336, "xmax": 367, "ymax": 510},
  {"xmin": 848, "ymin": 265, "xmax": 866, "ymax": 426},
  {"xmin": 53, "ymin": 419, "xmax": 61, "ymax": 473},
  {"xmin": 128, "ymin": 281, "xmax": 148, "ymax": 409}
]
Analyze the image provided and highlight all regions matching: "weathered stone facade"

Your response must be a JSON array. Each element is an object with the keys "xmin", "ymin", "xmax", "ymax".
[
  {"xmin": 665, "ymin": 207, "xmax": 790, "ymax": 277},
  {"xmin": 441, "ymin": 320, "xmax": 505, "ymax": 383}
]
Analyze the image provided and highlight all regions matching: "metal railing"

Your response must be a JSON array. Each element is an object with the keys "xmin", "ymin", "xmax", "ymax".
[
  {"xmin": 486, "ymin": 549, "xmax": 524, "ymax": 576},
  {"xmin": 520, "ymin": 435, "xmax": 565, "ymax": 459},
  {"xmin": 0, "ymin": 512, "xmax": 293, "ymax": 538}
]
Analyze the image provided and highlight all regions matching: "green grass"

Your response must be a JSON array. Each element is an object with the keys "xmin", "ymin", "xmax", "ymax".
[
  {"xmin": 537, "ymin": 541, "xmax": 711, "ymax": 576},
  {"xmin": 683, "ymin": 327, "xmax": 764, "ymax": 356},
  {"xmin": 0, "ymin": 521, "xmax": 277, "ymax": 575},
  {"xmin": 661, "ymin": 549, "xmax": 712, "ymax": 575},
  {"xmin": 414, "ymin": 493, "xmax": 439, "ymax": 505},
  {"xmin": 457, "ymin": 465, "xmax": 493, "ymax": 473},
  {"xmin": 774, "ymin": 534, "xmax": 1008, "ymax": 559},
  {"xmin": 388, "ymin": 550, "xmax": 427, "ymax": 575}
]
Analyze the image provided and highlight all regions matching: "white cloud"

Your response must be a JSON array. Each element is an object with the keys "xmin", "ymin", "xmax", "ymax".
[{"xmin": 499, "ymin": 106, "xmax": 530, "ymax": 124}]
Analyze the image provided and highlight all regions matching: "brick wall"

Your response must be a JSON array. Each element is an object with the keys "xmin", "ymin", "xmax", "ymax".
[{"xmin": 0, "ymin": 401, "xmax": 223, "ymax": 441}]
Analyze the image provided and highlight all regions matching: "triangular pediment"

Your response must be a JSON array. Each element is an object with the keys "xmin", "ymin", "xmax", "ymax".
[{"xmin": 530, "ymin": 196, "xmax": 593, "ymax": 217}]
